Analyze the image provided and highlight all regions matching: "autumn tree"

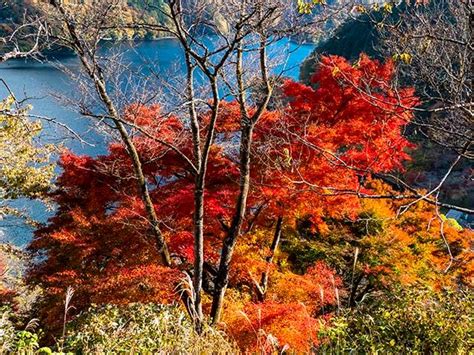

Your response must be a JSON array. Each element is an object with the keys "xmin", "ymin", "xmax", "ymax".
[
  {"xmin": 303, "ymin": 0, "xmax": 472, "ymax": 212},
  {"xmin": 0, "ymin": 95, "xmax": 54, "ymax": 313},
  {"xmin": 31, "ymin": 0, "xmax": 368, "ymax": 330},
  {"xmin": 28, "ymin": 54, "xmax": 426, "ymax": 350},
  {"xmin": 0, "ymin": 24, "xmax": 65, "ymax": 320},
  {"xmin": 35, "ymin": 0, "xmax": 175, "ymax": 269},
  {"xmin": 282, "ymin": 180, "xmax": 474, "ymax": 306}
]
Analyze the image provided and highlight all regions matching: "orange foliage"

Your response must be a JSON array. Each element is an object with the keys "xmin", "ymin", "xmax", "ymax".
[
  {"xmin": 225, "ymin": 301, "xmax": 322, "ymax": 353},
  {"xmin": 0, "ymin": 252, "xmax": 15, "ymax": 305},
  {"xmin": 269, "ymin": 262, "xmax": 343, "ymax": 312},
  {"xmin": 27, "ymin": 55, "xmax": 427, "ymax": 350},
  {"xmin": 358, "ymin": 182, "xmax": 474, "ymax": 289},
  {"xmin": 281, "ymin": 180, "xmax": 473, "ymax": 306}
]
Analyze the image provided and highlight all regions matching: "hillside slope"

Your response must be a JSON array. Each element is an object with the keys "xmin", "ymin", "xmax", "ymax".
[{"xmin": 0, "ymin": 0, "xmax": 171, "ymax": 54}]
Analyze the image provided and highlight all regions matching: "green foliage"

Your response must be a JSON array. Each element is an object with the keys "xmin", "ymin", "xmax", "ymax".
[
  {"xmin": 282, "ymin": 211, "xmax": 388, "ymax": 276},
  {"xmin": 352, "ymin": 210, "xmax": 387, "ymax": 237},
  {"xmin": 63, "ymin": 303, "xmax": 238, "ymax": 353},
  {"xmin": 0, "ymin": 306, "xmax": 16, "ymax": 353},
  {"xmin": 0, "ymin": 306, "xmax": 49, "ymax": 354},
  {"xmin": 317, "ymin": 288, "xmax": 474, "ymax": 354},
  {"xmin": 14, "ymin": 330, "xmax": 40, "ymax": 354}
]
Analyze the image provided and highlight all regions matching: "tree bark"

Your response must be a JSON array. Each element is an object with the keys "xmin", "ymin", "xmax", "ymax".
[
  {"xmin": 49, "ymin": 0, "xmax": 172, "ymax": 266},
  {"xmin": 210, "ymin": 124, "xmax": 254, "ymax": 324},
  {"xmin": 210, "ymin": 33, "xmax": 272, "ymax": 325},
  {"xmin": 257, "ymin": 216, "xmax": 283, "ymax": 302}
]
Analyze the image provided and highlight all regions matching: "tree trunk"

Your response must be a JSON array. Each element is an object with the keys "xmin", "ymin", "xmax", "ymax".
[
  {"xmin": 49, "ymin": 0, "xmax": 172, "ymax": 266},
  {"xmin": 210, "ymin": 33, "xmax": 271, "ymax": 325},
  {"xmin": 257, "ymin": 216, "xmax": 283, "ymax": 302},
  {"xmin": 184, "ymin": 49, "xmax": 205, "ymax": 330},
  {"xmin": 210, "ymin": 124, "xmax": 254, "ymax": 324},
  {"xmin": 192, "ymin": 182, "xmax": 205, "ymax": 329}
]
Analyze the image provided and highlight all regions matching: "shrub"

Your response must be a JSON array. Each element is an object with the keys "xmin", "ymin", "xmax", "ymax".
[
  {"xmin": 317, "ymin": 287, "xmax": 474, "ymax": 354},
  {"xmin": 0, "ymin": 307, "xmax": 16, "ymax": 353},
  {"xmin": 62, "ymin": 303, "xmax": 238, "ymax": 353},
  {"xmin": 0, "ymin": 306, "xmax": 50, "ymax": 354}
]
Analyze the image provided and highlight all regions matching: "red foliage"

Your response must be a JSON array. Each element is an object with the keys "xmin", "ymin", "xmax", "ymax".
[
  {"xmin": 28, "ymin": 55, "xmax": 419, "ymax": 349},
  {"xmin": 227, "ymin": 301, "xmax": 322, "ymax": 353},
  {"xmin": 0, "ymin": 253, "xmax": 15, "ymax": 305},
  {"xmin": 223, "ymin": 261, "xmax": 343, "ymax": 352}
]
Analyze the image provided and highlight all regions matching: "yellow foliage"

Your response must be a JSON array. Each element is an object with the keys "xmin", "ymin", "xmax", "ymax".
[
  {"xmin": 393, "ymin": 52, "xmax": 413, "ymax": 64},
  {"xmin": 383, "ymin": 2, "xmax": 394, "ymax": 14},
  {"xmin": 0, "ymin": 97, "xmax": 56, "ymax": 208},
  {"xmin": 297, "ymin": 0, "xmax": 326, "ymax": 14}
]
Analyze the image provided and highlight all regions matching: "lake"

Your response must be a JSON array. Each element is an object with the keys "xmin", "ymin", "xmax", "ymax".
[{"xmin": 0, "ymin": 37, "xmax": 315, "ymax": 245}]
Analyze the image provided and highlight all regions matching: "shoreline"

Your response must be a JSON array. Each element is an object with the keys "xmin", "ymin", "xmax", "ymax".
[
  {"xmin": 101, "ymin": 35, "xmax": 176, "ymax": 42},
  {"xmin": 0, "ymin": 35, "xmax": 316, "ymax": 64}
]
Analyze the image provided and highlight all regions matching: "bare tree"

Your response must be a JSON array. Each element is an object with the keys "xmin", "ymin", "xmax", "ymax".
[
  {"xmin": 0, "ymin": 4, "xmax": 44, "ymax": 63},
  {"xmin": 369, "ymin": 0, "xmax": 473, "ymax": 218},
  {"xmin": 38, "ymin": 0, "xmax": 174, "ymax": 266},
  {"xmin": 381, "ymin": 0, "xmax": 473, "ymax": 159}
]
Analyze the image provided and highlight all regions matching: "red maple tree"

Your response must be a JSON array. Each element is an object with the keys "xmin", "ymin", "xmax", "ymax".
[{"xmin": 29, "ymin": 55, "xmax": 420, "ymax": 350}]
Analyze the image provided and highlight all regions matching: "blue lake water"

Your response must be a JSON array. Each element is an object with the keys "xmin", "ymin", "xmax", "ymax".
[{"xmin": 0, "ymin": 37, "xmax": 315, "ymax": 245}]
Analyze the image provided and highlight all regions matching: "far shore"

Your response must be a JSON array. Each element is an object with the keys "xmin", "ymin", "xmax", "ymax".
[{"xmin": 0, "ymin": 35, "xmax": 316, "ymax": 64}]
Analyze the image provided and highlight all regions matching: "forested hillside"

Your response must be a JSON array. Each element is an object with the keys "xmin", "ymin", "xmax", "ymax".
[
  {"xmin": 0, "ymin": 0, "xmax": 473, "ymax": 353},
  {"xmin": 0, "ymin": 0, "xmax": 171, "ymax": 52}
]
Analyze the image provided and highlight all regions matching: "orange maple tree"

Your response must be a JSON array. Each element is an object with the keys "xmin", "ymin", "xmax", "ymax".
[{"xmin": 28, "ymin": 54, "xmax": 433, "ymax": 351}]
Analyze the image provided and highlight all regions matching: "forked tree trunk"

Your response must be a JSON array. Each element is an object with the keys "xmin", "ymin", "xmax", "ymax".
[
  {"xmin": 210, "ymin": 124, "xmax": 254, "ymax": 324},
  {"xmin": 211, "ymin": 33, "xmax": 272, "ymax": 324}
]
